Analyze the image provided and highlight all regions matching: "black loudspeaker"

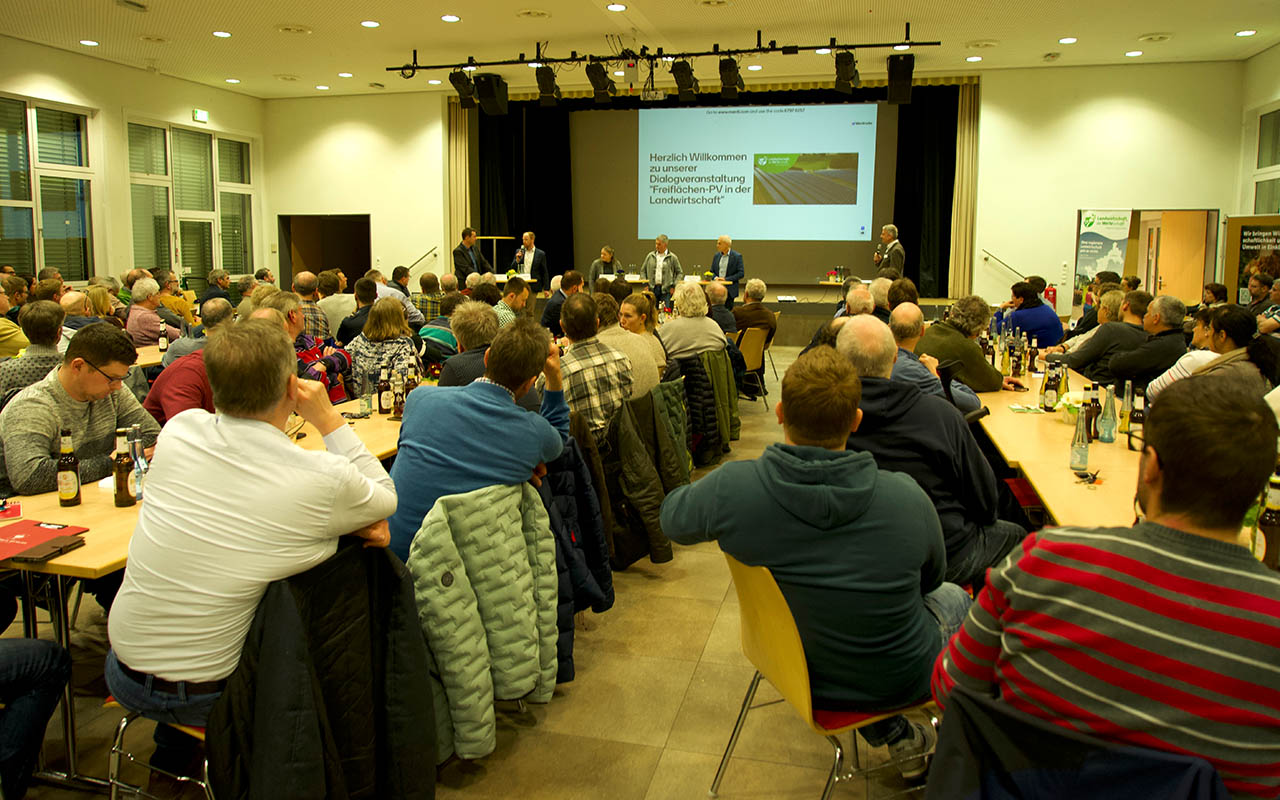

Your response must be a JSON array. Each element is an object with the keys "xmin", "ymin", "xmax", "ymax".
[
  {"xmin": 886, "ymin": 54, "xmax": 914, "ymax": 104},
  {"xmin": 474, "ymin": 73, "xmax": 509, "ymax": 116}
]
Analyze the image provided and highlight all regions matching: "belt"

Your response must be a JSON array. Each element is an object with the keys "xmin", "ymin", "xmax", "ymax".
[{"xmin": 119, "ymin": 662, "xmax": 226, "ymax": 696}]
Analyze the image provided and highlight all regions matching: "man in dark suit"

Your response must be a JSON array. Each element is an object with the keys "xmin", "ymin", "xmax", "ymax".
[
  {"xmin": 200, "ymin": 269, "xmax": 231, "ymax": 305},
  {"xmin": 540, "ymin": 270, "xmax": 583, "ymax": 338},
  {"xmin": 453, "ymin": 227, "xmax": 492, "ymax": 283},
  {"xmin": 711, "ymin": 234, "xmax": 745, "ymax": 310},
  {"xmin": 511, "ymin": 231, "xmax": 550, "ymax": 294},
  {"xmin": 335, "ymin": 277, "xmax": 378, "ymax": 346}
]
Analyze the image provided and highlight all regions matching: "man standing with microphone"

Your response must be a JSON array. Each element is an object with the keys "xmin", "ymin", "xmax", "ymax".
[
  {"xmin": 873, "ymin": 224, "xmax": 905, "ymax": 276},
  {"xmin": 511, "ymin": 231, "xmax": 550, "ymax": 295}
]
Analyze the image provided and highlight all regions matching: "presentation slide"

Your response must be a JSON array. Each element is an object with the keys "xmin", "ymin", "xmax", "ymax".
[{"xmin": 637, "ymin": 104, "xmax": 878, "ymax": 242}]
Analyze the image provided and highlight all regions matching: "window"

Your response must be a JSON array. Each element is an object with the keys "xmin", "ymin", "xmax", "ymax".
[
  {"xmin": 1260, "ymin": 110, "xmax": 1280, "ymax": 171},
  {"xmin": 1257, "ymin": 178, "xmax": 1280, "ymax": 215},
  {"xmin": 127, "ymin": 122, "xmax": 257, "ymax": 295},
  {"xmin": 0, "ymin": 96, "xmax": 96, "ymax": 279}
]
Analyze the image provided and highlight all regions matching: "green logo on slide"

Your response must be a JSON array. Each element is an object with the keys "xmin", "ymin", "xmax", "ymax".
[{"xmin": 754, "ymin": 154, "xmax": 799, "ymax": 173}]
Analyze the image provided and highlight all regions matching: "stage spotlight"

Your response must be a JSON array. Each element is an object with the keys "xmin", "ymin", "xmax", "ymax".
[
  {"xmin": 535, "ymin": 65, "xmax": 561, "ymax": 106},
  {"xmin": 719, "ymin": 57, "xmax": 743, "ymax": 99},
  {"xmin": 449, "ymin": 69, "xmax": 476, "ymax": 108},
  {"xmin": 585, "ymin": 61, "xmax": 617, "ymax": 104},
  {"xmin": 671, "ymin": 60, "xmax": 698, "ymax": 101},
  {"xmin": 834, "ymin": 51, "xmax": 860, "ymax": 94}
]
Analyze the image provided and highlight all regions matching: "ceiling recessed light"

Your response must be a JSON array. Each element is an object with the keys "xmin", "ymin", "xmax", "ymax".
[
  {"xmin": 966, "ymin": 56, "xmax": 983, "ymax": 62},
  {"xmin": 1237, "ymin": 29, "xmax": 1257, "ymax": 37},
  {"xmin": 212, "ymin": 31, "xmax": 231, "ymax": 38},
  {"xmin": 1125, "ymin": 50, "xmax": 1143, "ymax": 57},
  {"xmin": 614, "ymin": 70, "xmax": 625, "ymax": 76},
  {"xmin": 607, "ymin": 2, "xmax": 627, "ymax": 10},
  {"xmin": 360, "ymin": 20, "xmax": 380, "ymax": 28},
  {"xmin": 338, "ymin": 72, "xmax": 353, "ymax": 78},
  {"xmin": 225, "ymin": 78, "xmax": 240, "ymax": 83},
  {"xmin": 79, "ymin": 39, "xmax": 99, "ymax": 47},
  {"xmin": 1058, "ymin": 36, "xmax": 1077, "ymax": 44},
  {"xmin": 428, "ymin": 79, "xmax": 442, "ymax": 85},
  {"xmin": 316, "ymin": 84, "xmax": 330, "ymax": 90},
  {"xmin": 441, "ymin": 14, "xmax": 460, "ymax": 22},
  {"xmin": 893, "ymin": 44, "xmax": 910, "ymax": 51},
  {"xmin": 815, "ymin": 47, "xmax": 831, "ymax": 55},
  {"xmin": 746, "ymin": 64, "xmax": 762, "ymax": 71}
]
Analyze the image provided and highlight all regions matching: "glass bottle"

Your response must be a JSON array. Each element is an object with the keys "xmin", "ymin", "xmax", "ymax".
[
  {"xmin": 1028, "ymin": 337, "xmax": 1040, "ymax": 374},
  {"xmin": 157, "ymin": 322, "xmax": 168, "ymax": 352},
  {"xmin": 1011, "ymin": 346, "xmax": 1023, "ymax": 378},
  {"xmin": 1258, "ymin": 467, "xmax": 1280, "ymax": 570},
  {"xmin": 1088, "ymin": 383, "xmax": 1103, "ymax": 441},
  {"xmin": 1129, "ymin": 387, "xmax": 1146, "ymax": 435},
  {"xmin": 129, "ymin": 424, "xmax": 148, "ymax": 500},
  {"xmin": 1070, "ymin": 404, "xmax": 1090, "ymax": 472},
  {"xmin": 1098, "ymin": 385, "xmax": 1118, "ymax": 443},
  {"xmin": 392, "ymin": 372, "xmax": 406, "ymax": 417},
  {"xmin": 113, "ymin": 427, "xmax": 136, "ymax": 507},
  {"xmin": 1042, "ymin": 365, "xmax": 1060, "ymax": 412},
  {"xmin": 377, "ymin": 367, "xmax": 393, "ymax": 415},
  {"xmin": 1000, "ymin": 338, "xmax": 1011, "ymax": 377},
  {"xmin": 1118, "ymin": 380, "xmax": 1133, "ymax": 434},
  {"xmin": 57, "ymin": 428, "xmax": 80, "ymax": 507},
  {"xmin": 404, "ymin": 369, "xmax": 419, "ymax": 395}
]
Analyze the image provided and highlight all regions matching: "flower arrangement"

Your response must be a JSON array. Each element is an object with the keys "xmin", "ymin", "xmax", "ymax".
[
  {"xmin": 506, "ymin": 268, "xmax": 517, "ymax": 278},
  {"xmin": 826, "ymin": 269, "xmax": 840, "ymax": 282},
  {"xmin": 702, "ymin": 271, "xmax": 714, "ymax": 281}
]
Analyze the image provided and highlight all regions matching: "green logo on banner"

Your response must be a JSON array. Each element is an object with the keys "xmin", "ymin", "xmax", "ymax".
[{"xmin": 1083, "ymin": 214, "xmax": 1096, "ymax": 228}]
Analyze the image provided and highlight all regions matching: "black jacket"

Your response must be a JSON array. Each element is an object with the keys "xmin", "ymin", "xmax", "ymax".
[
  {"xmin": 1063, "ymin": 305, "xmax": 1099, "ymax": 343},
  {"xmin": 540, "ymin": 290, "xmax": 568, "ymax": 338},
  {"xmin": 602, "ymin": 395, "xmax": 679, "ymax": 569},
  {"xmin": 437, "ymin": 346, "xmax": 539, "ymax": 411},
  {"xmin": 336, "ymin": 305, "xmax": 370, "ymax": 347},
  {"xmin": 663, "ymin": 356, "xmax": 722, "ymax": 467},
  {"xmin": 709, "ymin": 305, "xmax": 736, "ymax": 334},
  {"xmin": 207, "ymin": 541, "xmax": 436, "ymax": 800},
  {"xmin": 200, "ymin": 285, "xmax": 230, "ymax": 306},
  {"xmin": 511, "ymin": 247, "xmax": 549, "ymax": 291},
  {"xmin": 1107, "ymin": 328, "xmax": 1188, "ymax": 390},
  {"xmin": 846, "ymin": 378, "xmax": 998, "ymax": 565},
  {"xmin": 1046, "ymin": 321, "xmax": 1148, "ymax": 387},
  {"xmin": 453, "ymin": 242, "xmax": 492, "ymax": 281}
]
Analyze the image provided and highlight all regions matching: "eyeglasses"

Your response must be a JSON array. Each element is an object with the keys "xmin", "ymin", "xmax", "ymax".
[{"xmin": 85, "ymin": 360, "xmax": 130, "ymax": 384}]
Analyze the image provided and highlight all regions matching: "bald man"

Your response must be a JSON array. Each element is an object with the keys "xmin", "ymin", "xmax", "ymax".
[
  {"xmin": 889, "ymin": 303, "xmax": 980, "ymax": 413},
  {"xmin": 292, "ymin": 271, "xmax": 330, "ymax": 339},
  {"xmin": 59, "ymin": 291, "xmax": 97, "ymax": 331},
  {"xmin": 838, "ymin": 316, "xmax": 1027, "ymax": 588}
]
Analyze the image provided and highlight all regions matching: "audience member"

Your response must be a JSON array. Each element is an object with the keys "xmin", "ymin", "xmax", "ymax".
[
  {"xmin": 31, "ymin": 278, "xmax": 64, "ymax": 304},
  {"xmin": 869, "ymin": 277, "xmax": 893, "ymax": 323},
  {"xmin": 619, "ymin": 292, "xmax": 667, "ymax": 376},
  {"xmin": 291, "ymin": 271, "xmax": 329, "ymax": 339},
  {"xmin": 0, "ymin": 283, "xmax": 29, "ymax": 359},
  {"xmin": 365, "ymin": 269, "xmax": 425, "ymax": 329},
  {"xmin": 253, "ymin": 268, "xmax": 274, "ymax": 285},
  {"xmin": 463, "ymin": 272, "xmax": 482, "ymax": 296},
  {"xmin": 1200, "ymin": 282, "xmax": 1229, "ymax": 308},
  {"xmin": 1063, "ymin": 270, "xmax": 1121, "ymax": 342},
  {"xmin": 152, "ymin": 269, "xmax": 195, "ymax": 326},
  {"xmin": 234, "ymin": 275, "xmax": 258, "ymax": 318},
  {"xmin": 437, "ymin": 300, "xmax": 540, "ymax": 412},
  {"xmin": 1121, "ymin": 275, "xmax": 1141, "ymax": 291},
  {"xmin": 387, "ymin": 318, "xmax": 569, "ymax": 560},
  {"xmin": 1040, "ymin": 282, "xmax": 1120, "ymax": 356},
  {"xmin": 1108, "ymin": 295, "xmax": 1189, "ymax": 389},
  {"xmin": 838, "ymin": 285, "xmax": 875, "ymax": 318},
  {"xmin": 889, "ymin": 303, "xmax": 980, "ymax": 413},
  {"xmin": 0, "ymin": 323, "xmax": 158, "ymax": 495},
  {"xmin": 541, "ymin": 270, "xmax": 583, "ymax": 338},
  {"xmin": 316, "ymin": 270, "xmax": 353, "ymax": 338},
  {"xmin": 595, "ymin": 294, "xmax": 660, "ymax": 400},
  {"xmin": 1256, "ymin": 275, "xmax": 1280, "ymax": 336},
  {"xmin": 201, "ymin": 269, "xmax": 231, "ymax": 305},
  {"xmin": 1146, "ymin": 306, "xmax": 1217, "ymax": 400},
  {"xmin": 706, "ymin": 282, "xmax": 736, "ymax": 333},
  {"xmin": 2, "ymin": 276, "xmax": 27, "ymax": 323},
  {"xmin": 539, "ymin": 294, "xmax": 632, "ymax": 444},
  {"xmin": 1247, "ymin": 272, "xmax": 1274, "ymax": 316},
  {"xmin": 335, "ymin": 278, "xmax": 379, "ymax": 346},
  {"xmin": 411, "ymin": 272, "xmax": 443, "ymax": 323},
  {"xmin": 608, "ymin": 275, "xmax": 632, "ymax": 306},
  {"xmin": 0, "ymin": 639, "xmax": 71, "ymax": 798},
  {"xmin": 440, "ymin": 273, "xmax": 459, "ymax": 294},
  {"xmin": 255, "ymin": 291, "xmax": 351, "ymax": 403},
  {"xmin": 916, "ymin": 296, "xmax": 1021, "ymax": 393},
  {"xmin": 661, "ymin": 347, "xmax": 967, "ymax": 779},
  {"xmin": 1192, "ymin": 305, "xmax": 1274, "ymax": 395},
  {"xmin": 995, "ymin": 281, "xmax": 1062, "ymax": 349},
  {"xmin": 800, "ymin": 316, "xmax": 852, "ymax": 355},
  {"xmin": 657, "ymin": 282, "xmax": 728, "ymax": 361},
  {"xmin": 162, "ymin": 298, "xmax": 233, "ymax": 368},
  {"xmin": 124, "ymin": 278, "xmax": 181, "ymax": 348},
  {"xmin": 471, "ymin": 282, "xmax": 502, "ymax": 307},
  {"xmin": 345, "ymin": 297, "xmax": 423, "ymax": 381},
  {"xmin": 733, "ymin": 279, "xmax": 778, "ymax": 344},
  {"xmin": 0, "ymin": 301, "xmax": 64, "ymax": 395},
  {"xmin": 933, "ymin": 375, "xmax": 1280, "ymax": 795},
  {"xmin": 59, "ymin": 291, "xmax": 96, "ymax": 330},
  {"xmin": 840, "ymin": 316, "xmax": 1026, "ymax": 587},
  {"xmin": 1044, "ymin": 289, "xmax": 1149, "ymax": 385},
  {"xmin": 390, "ymin": 266, "xmax": 411, "ymax": 296},
  {"xmin": 420, "ymin": 292, "xmax": 466, "ymax": 360},
  {"xmin": 548, "ymin": 274, "xmax": 562, "ymax": 296},
  {"xmin": 109, "ymin": 319, "xmax": 393, "ymax": 771},
  {"xmin": 118, "ymin": 268, "xmax": 151, "ymax": 306},
  {"xmin": 887, "ymin": 277, "xmax": 919, "ymax": 310},
  {"xmin": 592, "ymin": 277, "xmax": 612, "ymax": 295},
  {"xmin": 495, "ymin": 276, "xmax": 529, "ymax": 328},
  {"xmin": 144, "ymin": 345, "xmax": 216, "ymax": 426},
  {"xmin": 86, "ymin": 286, "xmax": 125, "ymax": 328}
]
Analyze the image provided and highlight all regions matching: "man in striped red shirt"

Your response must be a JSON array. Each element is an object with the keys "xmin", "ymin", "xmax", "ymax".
[{"xmin": 932, "ymin": 375, "xmax": 1280, "ymax": 798}]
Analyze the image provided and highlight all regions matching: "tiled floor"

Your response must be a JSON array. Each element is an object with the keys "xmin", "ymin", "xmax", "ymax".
[{"xmin": 25, "ymin": 345, "xmax": 928, "ymax": 799}]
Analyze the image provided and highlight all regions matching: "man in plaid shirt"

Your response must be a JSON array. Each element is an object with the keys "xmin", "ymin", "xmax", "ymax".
[
  {"xmin": 253, "ymin": 292, "xmax": 351, "ymax": 403},
  {"xmin": 413, "ymin": 272, "xmax": 444, "ymax": 322},
  {"xmin": 293, "ymin": 271, "xmax": 332, "ymax": 339},
  {"xmin": 539, "ymin": 293, "xmax": 631, "ymax": 444}
]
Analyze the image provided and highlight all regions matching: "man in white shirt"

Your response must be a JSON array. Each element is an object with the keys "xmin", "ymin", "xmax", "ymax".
[
  {"xmin": 105, "ymin": 318, "xmax": 395, "ymax": 773},
  {"xmin": 642, "ymin": 234, "xmax": 683, "ymax": 305},
  {"xmin": 364, "ymin": 268, "xmax": 425, "ymax": 329}
]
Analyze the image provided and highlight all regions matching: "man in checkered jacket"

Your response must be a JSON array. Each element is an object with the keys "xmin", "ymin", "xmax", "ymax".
[{"xmin": 539, "ymin": 293, "xmax": 631, "ymax": 445}]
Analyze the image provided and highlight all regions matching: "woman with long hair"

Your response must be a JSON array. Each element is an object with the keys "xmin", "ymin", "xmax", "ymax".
[
  {"xmin": 618, "ymin": 291, "xmax": 667, "ymax": 374},
  {"xmin": 346, "ymin": 297, "xmax": 423, "ymax": 380}
]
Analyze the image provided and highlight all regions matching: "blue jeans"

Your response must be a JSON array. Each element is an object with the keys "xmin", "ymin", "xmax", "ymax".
[
  {"xmin": 104, "ymin": 650, "xmax": 222, "ymax": 769},
  {"xmin": 0, "ymin": 639, "xmax": 71, "ymax": 798},
  {"xmin": 945, "ymin": 520, "xmax": 1028, "ymax": 589},
  {"xmin": 857, "ymin": 582, "xmax": 972, "ymax": 747}
]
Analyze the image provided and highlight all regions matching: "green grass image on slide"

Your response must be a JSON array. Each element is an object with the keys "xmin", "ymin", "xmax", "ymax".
[{"xmin": 753, "ymin": 152, "xmax": 859, "ymax": 205}]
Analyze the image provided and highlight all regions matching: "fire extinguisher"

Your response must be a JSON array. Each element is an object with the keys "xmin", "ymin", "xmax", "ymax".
[{"xmin": 1044, "ymin": 284, "xmax": 1058, "ymax": 309}]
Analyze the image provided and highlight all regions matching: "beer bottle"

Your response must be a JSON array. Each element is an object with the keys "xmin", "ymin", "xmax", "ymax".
[
  {"xmin": 404, "ymin": 370, "xmax": 419, "ymax": 395},
  {"xmin": 392, "ymin": 372, "xmax": 406, "ymax": 417},
  {"xmin": 1258, "ymin": 468, "xmax": 1280, "ymax": 570},
  {"xmin": 1088, "ymin": 384, "xmax": 1103, "ymax": 441},
  {"xmin": 1069, "ymin": 404, "xmax": 1090, "ymax": 472},
  {"xmin": 1129, "ymin": 387, "xmax": 1146, "ymax": 434},
  {"xmin": 157, "ymin": 322, "xmax": 168, "ymax": 352},
  {"xmin": 1098, "ymin": 385, "xmax": 1118, "ymax": 443},
  {"xmin": 1042, "ymin": 365, "xmax": 1061, "ymax": 412},
  {"xmin": 1011, "ymin": 346, "xmax": 1023, "ymax": 378},
  {"xmin": 1028, "ymin": 337, "xmax": 1040, "ymax": 373},
  {"xmin": 1118, "ymin": 380, "xmax": 1133, "ymax": 434},
  {"xmin": 113, "ymin": 427, "xmax": 136, "ymax": 507},
  {"xmin": 376, "ymin": 367, "xmax": 393, "ymax": 415},
  {"xmin": 1000, "ymin": 339, "xmax": 1011, "ymax": 376},
  {"xmin": 56, "ymin": 428, "xmax": 80, "ymax": 507}
]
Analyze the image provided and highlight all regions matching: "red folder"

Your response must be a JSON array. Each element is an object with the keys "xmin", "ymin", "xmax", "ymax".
[{"xmin": 0, "ymin": 520, "xmax": 89, "ymax": 562}]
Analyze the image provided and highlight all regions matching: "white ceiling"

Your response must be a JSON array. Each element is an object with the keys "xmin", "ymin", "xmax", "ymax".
[{"xmin": 1, "ymin": 0, "xmax": 1276, "ymax": 99}]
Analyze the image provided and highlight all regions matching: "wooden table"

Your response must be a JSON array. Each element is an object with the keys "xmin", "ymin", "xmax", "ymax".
[{"xmin": 135, "ymin": 345, "xmax": 163, "ymax": 368}]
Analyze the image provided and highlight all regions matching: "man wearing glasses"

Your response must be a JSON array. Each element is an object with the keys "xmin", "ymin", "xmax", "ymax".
[
  {"xmin": 153, "ymin": 268, "xmax": 195, "ymax": 328},
  {"xmin": 0, "ymin": 282, "xmax": 29, "ymax": 359},
  {"xmin": 933, "ymin": 375, "xmax": 1280, "ymax": 794},
  {"xmin": 0, "ymin": 323, "xmax": 158, "ymax": 497}
]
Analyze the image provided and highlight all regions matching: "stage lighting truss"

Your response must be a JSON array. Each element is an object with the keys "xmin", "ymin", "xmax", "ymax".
[
  {"xmin": 585, "ymin": 61, "xmax": 617, "ymax": 103},
  {"xmin": 671, "ymin": 60, "xmax": 699, "ymax": 101},
  {"xmin": 535, "ymin": 65, "xmax": 562, "ymax": 106},
  {"xmin": 834, "ymin": 51, "xmax": 861, "ymax": 94},
  {"xmin": 719, "ymin": 57, "xmax": 743, "ymax": 99}
]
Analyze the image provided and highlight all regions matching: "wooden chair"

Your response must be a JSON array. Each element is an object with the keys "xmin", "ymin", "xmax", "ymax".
[
  {"xmin": 106, "ymin": 700, "xmax": 215, "ymax": 800},
  {"xmin": 736, "ymin": 327, "xmax": 767, "ymax": 403},
  {"xmin": 712, "ymin": 554, "xmax": 938, "ymax": 799},
  {"xmin": 767, "ymin": 311, "xmax": 781, "ymax": 379}
]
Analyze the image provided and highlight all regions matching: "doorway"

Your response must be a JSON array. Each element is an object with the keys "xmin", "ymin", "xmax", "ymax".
[
  {"xmin": 276, "ymin": 214, "xmax": 371, "ymax": 287},
  {"xmin": 1132, "ymin": 210, "xmax": 1219, "ymax": 301}
]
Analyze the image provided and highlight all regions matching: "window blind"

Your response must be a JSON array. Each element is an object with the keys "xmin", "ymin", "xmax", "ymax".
[
  {"xmin": 219, "ymin": 192, "xmax": 252, "ymax": 274},
  {"xmin": 0, "ymin": 98, "xmax": 31, "ymax": 201},
  {"xmin": 178, "ymin": 220, "xmax": 213, "ymax": 296},
  {"xmin": 39, "ymin": 176, "xmax": 92, "ymax": 280},
  {"xmin": 0, "ymin": 207, "xmax": 35, "ymax": 274},
  {"xmin": 218, "ymin": 139, "xmax": 249, "ymax": 184},
  {"xmin": 172, "ymin": 128, "xmax": 213, "ymax": 211},
  {"xmin": 128, "ymin": 123, "xmax": 167, "ymax": 176},
  {"xmin": 130, "ymin": 184, "xmax": 170, "ymax": 271},
  {"xmin": 35, "ymin": 108, "xmax": 86, "ymax": 167}
]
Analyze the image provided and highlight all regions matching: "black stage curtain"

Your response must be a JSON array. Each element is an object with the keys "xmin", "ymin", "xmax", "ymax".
[
  {"xmin": 893, "ymin": 86, "xmax": 958, "ymax": 298},
  {"xmin": 477, "ymin": 85, "xmax": 960, "ymax": 287}
]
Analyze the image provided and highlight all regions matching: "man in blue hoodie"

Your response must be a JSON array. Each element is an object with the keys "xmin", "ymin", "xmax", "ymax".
[
  {"xmin": 994, "ymin": 280, "xmax": 1063, "ymax": 349},
  {"xmin": 660, "ymin": 347, "xmax": 970, "ymax": 780}
]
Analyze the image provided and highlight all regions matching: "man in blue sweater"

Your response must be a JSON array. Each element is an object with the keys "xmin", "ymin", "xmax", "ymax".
[
  {"xmin": 660, "ymin": 347, "xmax": 970, "ymax": 780},
  {"xmin": 388, "ymin": 318, "xmax": 569, "ymax": 560},
  {"xmin": 995, "ymin": 281, "xmax": 1062, "ymax": 349}
]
